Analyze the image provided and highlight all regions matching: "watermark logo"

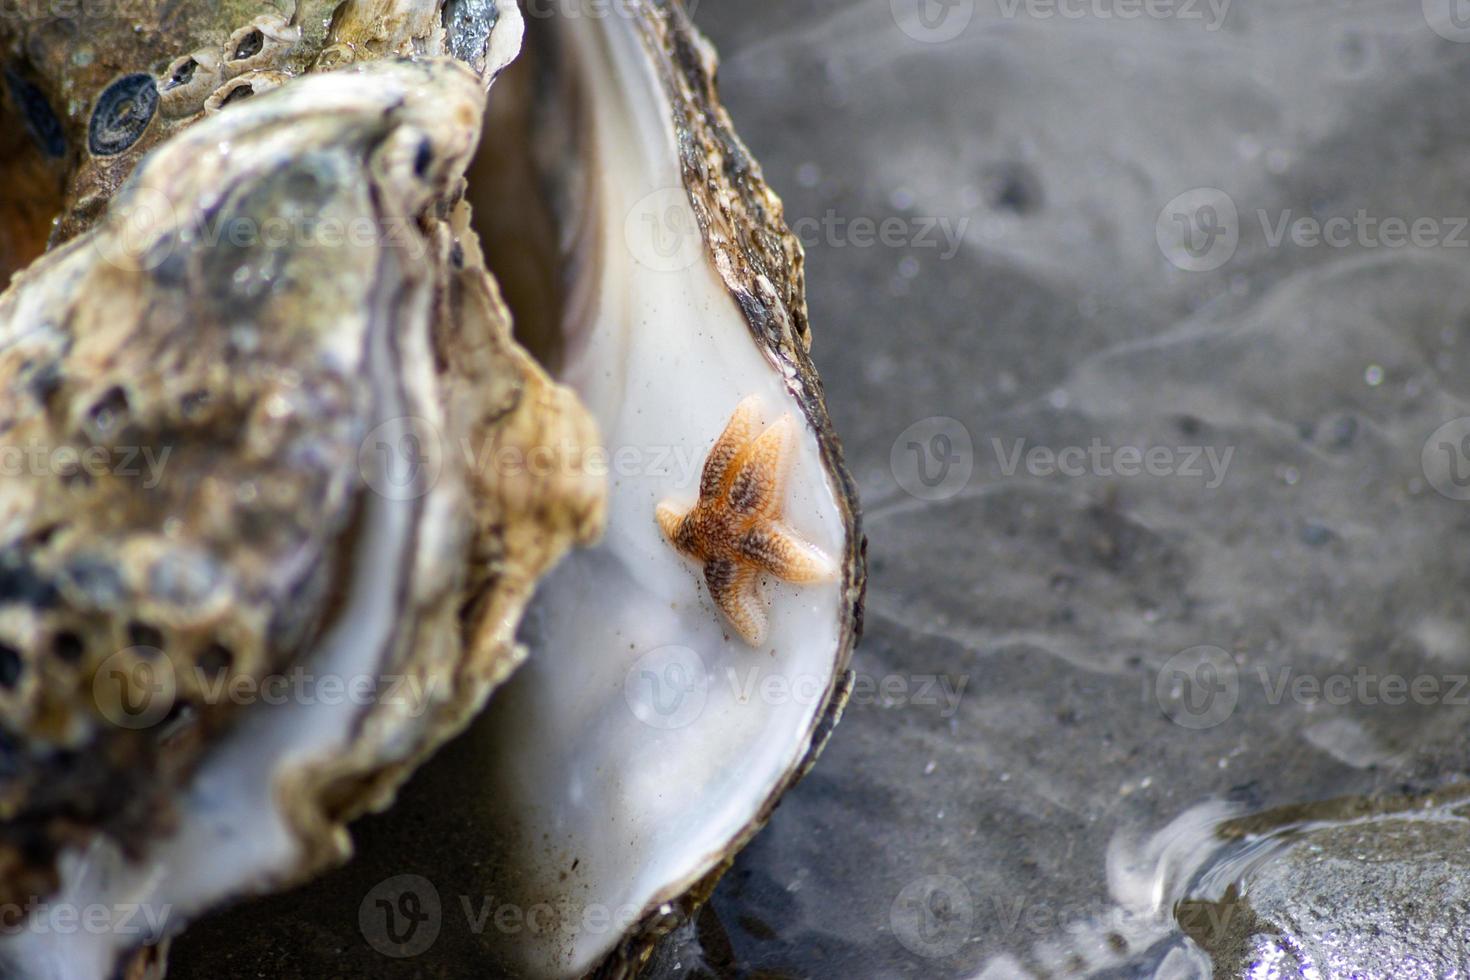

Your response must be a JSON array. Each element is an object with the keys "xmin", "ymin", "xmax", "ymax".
[
  {"xmin": 1259, "ymin": 210, "xmax": 1469, "ymax": 250},
  {"xmin": 355, "ymin": 418, "xmax": 709, "ymax": 502},
  {"xmin": 358, "ymin": 415, "xmax": 445, "ymax": 502},
  {"xmin": 1424, "ymin": 0, "xmax": 1470, "ymax": 43},
  {"xmin": 996, "ymin": 0, "xmax": 1230, "ymax": 30},
  {"xmin": 1159, "ymin": 188, "xmax": 1470, "ymax": 271},
  {"xmin": 625, "ymin": 187, "xmax": 703, "ymax": 273},
  {"xmin": 92, "ymin": 656, "xmax": 442, "ymax": 730},
  {"xmin": 730, "ymin": 668, "xmax": 968, "ymax": 718},
  {"xmin": 0, "ymin": 442, "xmax": 172, "ymax": 489},
  {"xmin": 92, "ymin": 646, "xmax": 177, "ymax": 730},
  {"xmin": 0, "ymin": 899, "xmax": 172, "ymax": 939},
  {"xmin": 93, "ymin": 187, "xmax": 177, "ymax": 273},
  {"xmin": 789, "ymin": 211, "xmax": 969, "ymax": 261},
  {"xmin": 892, "ymin": 417, "xmax": 974, "ymax": 501},
  {"xmin": 0, "ymin": 0, "xmax": 120, "ymax": 24},
  {"xmin": 625, "ymin": 655, "xmax": 968, "ymax": 726},
  {"xmin": 891, "ymin": 874, "xmax": 974, "ymax": 958},
  {"xmin": 356, "ymin": 880, "xmax": 648, "ymax": 954},
  {"xmin": 360, "ymin": 875, "xmax": 442, "ymax": 959},
  {"xmin": 1256, "ymin": 666, "xmax": 1470, "ymax": 709},
  {"xmin": 1157, "ymin": 187, "xmax": 1239, "ymax": 272},
  {"xmin": 1422, "ymin": 418, "xmax": 1470, "ymax": 501},
  {"xmin": 992, "ymin": 437, "xmax": 1233, "ymax": 488},
  {"xmin": 521, "ymin": 0, "xmax": 702, "ymax": 18},
  {"xmin": 891, "ymin": 0, "xmax": 976, "ymax": 43},
  {"xmin": 1151, "ymin": 647, "xmax": 1470, "ymax": 728},
  {"xmin": 1154, "ymin": 645, "xmax": 1238, "ymax": 730},
  {"xmin": 624, "ymin": 645, "xmax": 708, "ymax": 730},
  {"xmin": 91, "ymin": 187, "xmax": 430, "ymax": 272}
]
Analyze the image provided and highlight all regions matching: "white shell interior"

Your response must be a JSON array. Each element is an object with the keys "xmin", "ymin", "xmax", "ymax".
[{"xmin": 467, "ymin": 11, "xmax": 848, "ymax": 978}]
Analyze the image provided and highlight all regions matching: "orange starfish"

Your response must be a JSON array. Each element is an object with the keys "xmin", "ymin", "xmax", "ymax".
[{"xmin": 657, "ymin": 396, "xmax": 837, "ymax": 646}]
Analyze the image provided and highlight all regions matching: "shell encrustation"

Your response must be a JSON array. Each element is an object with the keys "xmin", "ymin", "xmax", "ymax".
[
  {"xmin": 0, "ymin": 50, "xmax": 603, "ymax": 979},
  {"xmin": 0, "ymin": 0, "xmax": 516, "ymax": 265}
]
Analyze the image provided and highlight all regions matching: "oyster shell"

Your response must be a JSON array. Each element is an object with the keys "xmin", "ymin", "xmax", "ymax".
[
  {"xmin": 0, "ymin": 0, "xmax": 863, "ymax": 977},
  {"xmin": 0, "ymin": 47, "xmax": 603, "ymax": 980}
]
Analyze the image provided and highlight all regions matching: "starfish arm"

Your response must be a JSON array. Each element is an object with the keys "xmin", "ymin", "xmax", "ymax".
[
  {"xmin": 700, "ymin": 395, "xmax": 762, "ymax": 499},
  {"xmin": 739, "ymin": 524, "xmax": 837, "ymax": 584},
  {"xmin": 656, "ymin": 500, "xmax": 689, "ymax": 552},
  {"xmin": 724, "ymin": 413, "xmax": 794, "ymax": 519},
  {"xmin": 705, "ymin": 558, "xmax": 768, "ymax": 646}
]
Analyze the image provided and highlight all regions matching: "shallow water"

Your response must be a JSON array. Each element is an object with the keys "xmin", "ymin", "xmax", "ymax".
[{"xmin": 171, "ymin": 1, "xmax": 1470, "ymax": 977}]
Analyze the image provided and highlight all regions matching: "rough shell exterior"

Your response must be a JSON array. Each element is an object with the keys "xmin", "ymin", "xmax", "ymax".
[
  {"xmin": 0, "ymin": 55, "xmax": 602, "ymax": 919},
  {"xmin": 0, "ymin": 0, "xmax": 504, "ymax": 254}
]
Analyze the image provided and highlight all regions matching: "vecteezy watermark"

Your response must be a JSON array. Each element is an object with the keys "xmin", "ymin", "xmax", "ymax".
[
  {"xmin": 978, "ymin": 891, "xmax": 1248, "ymax": 945},
  {"xmin": 1158, "ymin": 187, "xmax": 1470, "ymax": 272},
  {"xmin": 788, "ymin": 212, "xmax": 970, "ymax": 261},
  {"xmin": 727, "ymin": 667, "xmax": 968, "ymax": 718},
  {"xmin": 358, "ymin": 416, "xmax": 445, "ymax": 502},
  {"xmin": 360, "ymin": 875, "xmax": 442, "ymax": 959},
  {"xmin": 521, "ymin": 0, "xmax": 703, "ymax": 18},
  {"xmin": 0, "ymin": 441, "xmax": 172, "ymax": 489},
  {"xmin": 1424, "ymin": 0, "xmax": 1470, "ymax": 43},
  {"xmin": 623, "ymin": 193, "xmax": 971, "ymax": 268},
  {"xmin": 891, "ymin": 0, "xmax": 976, "ymax": 43},
  {"xmin": 623, "ymin": 645, "xmax": 709, "ymax": 730},
  {"xmin": 996, "ymin": 0, "xmax": 1231, "ymax": 30},
  {"xmin": 1153, "ymin": 645, "xmax": 1239, "ymax": 730},
  {"xmin": 359, "ymin": 876, "xmax": 647, "ymax": 959},
  {"xmin": 847, "ymin": 671, "xmax": 968, "ymax": 717},
  {"xmin": 891, "ymin": 417, "xmax": 975, "ymax": 502},
  {"xmin": 891, "ymin": 875, "xmax": 974, "ymax": 958},
  {"xmin": 992, "ymin": 437, "xmax": 1234, "ymax": 488},
  {"xmin": 91, "ymin": 646, "xmax": 178, "ymax": 730},
  {"xmin": 621, "ymin": 647, "xmax": 969, "ymax": 730},
  {"xmin": 358, "ymin": 415, "xmax": 707, "ymax": 501},
  {"xmin": 1257, "ymin": 210, "xmax": 1470, "ymax": 251},
  {"xmin": 0, "ymin": 0, "xmax": 118, "ymax": 24},
  {"xmin": 1156, "ymin": 187, "xmax": 1239, "ymax": 272},
  {"xmin": 1422, "ymin": 417, "xmax": 1470, "ymax": 501},
  {"xmin": 1251, "ymin": 666, "xmax": 1470, "ymax": 709},
  {"xmin": 624, "ymin": 187, "xmax": 704, "ymax": 274},
  {"xmin": 0, "ymin": 899, "xmax": 173, "ymax": 939},
  {"xmin": 93, "ymin": 186, "xmax": 429, "ymax": 273},
  {"xmin": 889, "ymin": 419, "xmax": 1235, "ymax": 503},
  {"xmin": 1151, "ymin": 644, "xmax": 1470, "ymax": 729},
  {"xmin": 91, "ymin": 646, "xmax": 443, "ymax": 730}
]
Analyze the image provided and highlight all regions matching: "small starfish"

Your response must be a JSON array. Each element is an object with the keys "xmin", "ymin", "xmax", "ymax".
[{"xmin": 657, "ymin": 395, "xmax": 837, "ymax": 646}]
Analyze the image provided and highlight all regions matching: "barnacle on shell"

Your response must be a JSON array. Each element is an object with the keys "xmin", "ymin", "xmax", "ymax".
[{"xmin": 87, "ymin": 74, "xmax": 160, "ymax": 156}]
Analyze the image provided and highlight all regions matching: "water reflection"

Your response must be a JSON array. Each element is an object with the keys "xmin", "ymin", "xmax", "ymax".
[{"xmin": 977, "ymin": 789, "xmax": 1470, "ymax": 978}]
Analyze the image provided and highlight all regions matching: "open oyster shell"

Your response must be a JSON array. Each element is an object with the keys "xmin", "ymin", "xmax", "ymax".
[
  {"xmin": 455, "ymin": 4, "xmax": 864, "ymax": 976},
  {"xmin": 0, "ymin": 1, "xmax": 863, "ymax": 977},
  {"xmin": 0, "ymin": 45, "xmax": 601, "ymax": 980}
]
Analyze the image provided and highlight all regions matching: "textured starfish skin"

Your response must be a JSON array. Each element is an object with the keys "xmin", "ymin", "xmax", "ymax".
[{"xmin": 657, "ymin": 396, "xmax": 836, "ymax": 646}]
